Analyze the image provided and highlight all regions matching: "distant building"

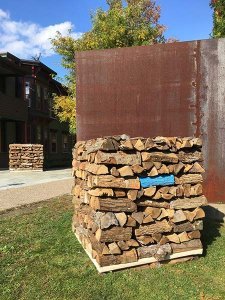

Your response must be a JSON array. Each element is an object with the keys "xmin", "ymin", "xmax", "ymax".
[{"xmin": 0, "ymin": 52, "xmax": 73, "ymax": 169}]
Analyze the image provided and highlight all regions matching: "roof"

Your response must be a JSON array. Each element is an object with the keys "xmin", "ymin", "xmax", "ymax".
[
  {"xmin": 0, "ymin": 52, "xmax": 57, "ymax": 76},
  {"xmin": 51, "ymin": 78, "xmax": 68, "ymax": 95},
  {"xmin": 21, "ymin": 59, "xmax": 57, "ymax": 75},
  {"xmin": 0, "ymin": 53, "xmax": 28, "ymax": 76}
]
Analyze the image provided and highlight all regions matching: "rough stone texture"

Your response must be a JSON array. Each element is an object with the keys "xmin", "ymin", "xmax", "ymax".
[
  {"xmin": 9, "ymin": 144, "xmax": 44, "ymax": 171},
  {"xmin": 72, "ymin": 134, "xmax": 207, "ymax": 270}
]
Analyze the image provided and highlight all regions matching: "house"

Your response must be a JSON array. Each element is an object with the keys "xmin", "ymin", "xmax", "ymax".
[{"xmin": 0, "ymin": 52, "xmax": 73, "ymax": 169}]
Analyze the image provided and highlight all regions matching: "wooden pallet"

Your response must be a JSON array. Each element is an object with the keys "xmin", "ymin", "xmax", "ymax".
[{"xmin": 75, "ymin": 233, "xmax": 203, "ymax": 273}]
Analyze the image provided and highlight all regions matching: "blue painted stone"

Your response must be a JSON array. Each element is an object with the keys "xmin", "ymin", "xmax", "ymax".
[{"xmin": 139, "ymin": 174, "xmax": 175, "ymax": 188}]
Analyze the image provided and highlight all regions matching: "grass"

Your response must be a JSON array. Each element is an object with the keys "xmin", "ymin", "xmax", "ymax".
[{"xmin": 0, "ymin": 195, "xmax": 225, "ymax": 300}]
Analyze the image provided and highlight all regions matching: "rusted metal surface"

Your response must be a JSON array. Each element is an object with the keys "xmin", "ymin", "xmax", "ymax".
[
  {"xmin": 76, "ymin": 38, "xmax": 225, "ymax": 203},
  {"xmin": 199, "ymin": 39, "xmax": 225, "ymax": 202},
  {"xmin": 76, "ymin": 42, "xmax": 198, "ymax": 139}
]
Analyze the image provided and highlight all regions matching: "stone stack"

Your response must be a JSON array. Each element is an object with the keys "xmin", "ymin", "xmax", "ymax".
[
  {"xmin": 72, "ymin": 135, "xmax": 207, "ymax": 272},
  {"xmin": 9, "ymin": 144, "xmax": 44, "ymax": 171}
]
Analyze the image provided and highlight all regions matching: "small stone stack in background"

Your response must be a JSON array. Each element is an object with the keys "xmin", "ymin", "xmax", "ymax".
[
  {"xmin": 9, "ymin": 144, "xmax": 44, "ymax": 171},
  {"xmin": 71, "ymin": 135, "xmax": 207, "ymax": 272}
]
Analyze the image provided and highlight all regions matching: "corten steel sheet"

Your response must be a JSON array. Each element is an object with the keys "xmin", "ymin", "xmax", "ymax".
[
  {"xmin": 199, "ymin": 39, "xmax": 225, "ymax": 203},
  {"xmin": 76, "ymin": 39, "xmax": 225, "ymax": 203},
  {"xmin": 76, "ymin": 42, "xmax": 198, "ymax": 140}
]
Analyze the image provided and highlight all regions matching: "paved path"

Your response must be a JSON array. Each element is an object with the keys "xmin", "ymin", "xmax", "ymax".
[
  {"xmin": 0, "ymin": 169, "xmax": 73, "ymax": 212},
  {"xmin": 0, "ymin": 168, "xmax": 72, "ymax": 190}
]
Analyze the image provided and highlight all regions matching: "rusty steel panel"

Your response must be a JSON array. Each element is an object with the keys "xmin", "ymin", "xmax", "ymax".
[
  {"xmin": 199, "ymin": 38, "xmax": 225, "ymax": 203},
  {"xmin": 76, "ymin": 39, "xmax": 225, "ymax": 203},
  {"xmin": 76, "ymin": 42, "xmax": 198, "ymax": 140}
]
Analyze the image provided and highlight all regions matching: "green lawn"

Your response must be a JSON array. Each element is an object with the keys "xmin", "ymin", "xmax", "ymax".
[{"xmin": 0, "ymin": 196, "xmax": 225, "ymax": 300}]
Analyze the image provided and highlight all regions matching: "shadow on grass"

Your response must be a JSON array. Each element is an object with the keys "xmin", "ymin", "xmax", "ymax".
[{"xmin": 201, "ymin": 205, "xmax": 224, "ymax": 256}]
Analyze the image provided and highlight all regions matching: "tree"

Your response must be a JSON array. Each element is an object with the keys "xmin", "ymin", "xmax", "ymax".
[
  {"xmin": 51, "ymin": 0, "xmax": 167, "ymax": 133},
  {"xmin": 53, "ymin": 95, "xmax": 76, "ymax": 134},
  {"xmin": 210, "ymin": 0, "xmax": 225, "ymax": 38},
  {"xmin": 31, "ymin": 53, "xmax": 42, "ymax": 61}
]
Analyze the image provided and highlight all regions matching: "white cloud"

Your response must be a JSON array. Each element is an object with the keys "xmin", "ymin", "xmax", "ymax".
[
  {"xmin": 0, "ymin": 8, "xmax": 9, "ymax": 19},
  {"xmin": 0, "ymin": 8, "xmax": 82, "ymax": 58}
]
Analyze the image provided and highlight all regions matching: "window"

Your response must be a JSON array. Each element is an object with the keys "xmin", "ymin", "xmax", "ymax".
[
  {"xmin": 0, "ymin": 121, "xmax": 7, "ymax": 152},
  {"xmin": 37, "ymin": 84, "xmax": 41, "ymax": 97},
  {"xmin": 36, "ymin": 84, "xmax": 41, "ymax": 109},
  {"xmin": 43, "ymin": 87, "xmax": 48, "ymax": 100},
  {"xmin": 0, "ymin": 76, "xmax": 6, "ymax": 94},
  {"xmin": 49, "ymin": 97, "xmax": 56, "ymax": 118},
  {"xmin": 25, "ymin": 81, "xmax": 30, "ymax": 95},
  {"xmin": 25, "ymin": 81, "xmax": 31, "ymax": 107},
  {"xmin": 62, "ymin": 133, "xmax": 69, "ymax": 153},
  {"xmin": 36, "ymin": 125, "xmax": 42, "ymax": 144},
  {"xmin": 26, "ymin": 125, "xmax": 31, "ymax": 143},
  {"xmin": 15, "ymin": 77, "xmax": 22, "ymax": 98},
  {"xmin": 50, "ymin": 131, "xmax": 57, "ymax": 153},
  {"xmin": 44, "ymin": 128, "xmax": 48, "ymax": 154},
  {"xmin": 43, "ymin": 87, "xmax": 49, "ymax": 111}
]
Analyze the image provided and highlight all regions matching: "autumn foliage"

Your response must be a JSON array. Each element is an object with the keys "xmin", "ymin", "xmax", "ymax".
[
  {"xmin": 51, "ymin": 0, "xmax": 167, "ymax": 133},
  {"xmin": 210, "ymin": 0, "xmax": 225, "ymax": 37},
  {"xmin": 53, "ymin": 95, "xmax": 76, "ymax": 134}
]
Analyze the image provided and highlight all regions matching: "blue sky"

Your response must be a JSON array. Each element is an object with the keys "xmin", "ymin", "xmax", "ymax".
[{"xmin": 0, "ymin": 0, "xmax": 213, "ymax": 79}]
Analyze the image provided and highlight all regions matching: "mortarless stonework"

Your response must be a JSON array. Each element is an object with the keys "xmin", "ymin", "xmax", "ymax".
[
  {"xmin": 9, "ymin": 144, "xmax": 44, "ymax": 171},
  {"xmin": 72, "ymin": 135, "xmax": 207, "ymax": 271}
]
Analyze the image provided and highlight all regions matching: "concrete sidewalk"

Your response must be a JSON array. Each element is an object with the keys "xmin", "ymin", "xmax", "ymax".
[
  {"xmin": 0, "ymin": 168, "xmax": 73, "ymax": 212},
  {"xmin": 0, "ymin": 168, "xmax": 72, "ymax": 190}
]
